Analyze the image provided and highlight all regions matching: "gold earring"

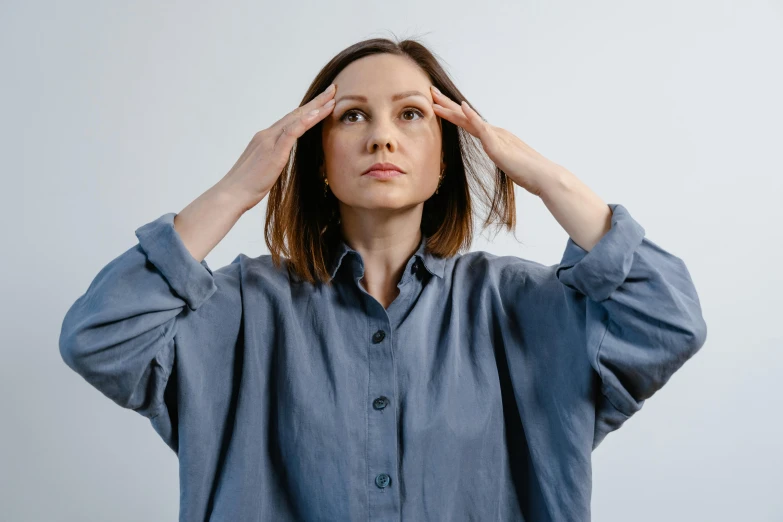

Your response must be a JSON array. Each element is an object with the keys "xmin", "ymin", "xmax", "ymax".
[{"xmin": 436, "ymin": 165, "xmax": 445, "ymax": 194}]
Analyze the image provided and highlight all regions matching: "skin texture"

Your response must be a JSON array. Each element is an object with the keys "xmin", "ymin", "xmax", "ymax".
[{"xmin": 320, "ymin": 54, "xmax": 444, "ymax": 307}]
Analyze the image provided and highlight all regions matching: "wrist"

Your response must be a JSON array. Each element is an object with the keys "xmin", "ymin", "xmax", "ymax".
[
  {"xmin": 538, "ymin": 165, "xmax": 574, "ymax": 202},
  {"xmin": 213, "ymin": 180, "xmax": 263, "ymax": 215}
]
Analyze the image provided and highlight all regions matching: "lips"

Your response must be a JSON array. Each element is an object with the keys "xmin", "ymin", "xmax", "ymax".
[{"xmin": 363, "ymin": 162, "xmax": 404, "ymax": 175}]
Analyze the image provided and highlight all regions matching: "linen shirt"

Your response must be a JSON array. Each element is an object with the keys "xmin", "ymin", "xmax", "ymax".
[{"xmin": 59, "ymin": 203, "xmax": 708, "ymax": 521}]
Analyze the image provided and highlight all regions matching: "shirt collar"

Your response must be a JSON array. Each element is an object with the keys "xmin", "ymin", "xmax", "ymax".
[{"xmin": 328, "ymin": 232, "xmax": 447, "ymax": 281}]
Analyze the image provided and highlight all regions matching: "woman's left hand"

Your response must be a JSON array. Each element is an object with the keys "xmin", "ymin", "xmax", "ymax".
[{"xmin": 430, "ymin": 85, "xmax": 563, "ymax": 197}]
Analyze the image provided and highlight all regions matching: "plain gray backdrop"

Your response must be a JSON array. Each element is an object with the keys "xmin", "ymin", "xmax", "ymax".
[{"xmin": 3, "ymin": 1, "xmax": 781, "ymax": 520}]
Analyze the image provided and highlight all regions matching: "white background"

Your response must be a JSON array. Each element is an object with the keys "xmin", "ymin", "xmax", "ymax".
[{"xmin": 3, "ymin": 1, "xmax": 781, "ymax": 520}]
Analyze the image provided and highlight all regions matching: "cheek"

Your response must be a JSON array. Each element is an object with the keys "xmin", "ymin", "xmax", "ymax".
[{"xmin": 322, "ymin": 140, "xmax": 351, "ymax": 169}]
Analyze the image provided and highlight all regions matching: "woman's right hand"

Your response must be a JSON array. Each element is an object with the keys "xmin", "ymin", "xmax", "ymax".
[{"xmin": 220, "ymin": 83, "xmax": 337, "ymax": 212}]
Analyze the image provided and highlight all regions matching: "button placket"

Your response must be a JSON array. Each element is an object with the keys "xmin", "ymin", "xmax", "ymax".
[{"xmin": 366, "ymin": 322, "xmax": 399, "ymax": 513}]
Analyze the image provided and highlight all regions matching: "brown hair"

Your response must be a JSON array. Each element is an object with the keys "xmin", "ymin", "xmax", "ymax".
[{"xmin": 265, "ymin": 35, "xmax": 517, "ymax": 286}]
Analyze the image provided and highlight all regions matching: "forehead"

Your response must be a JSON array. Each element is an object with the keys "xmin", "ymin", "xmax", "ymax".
[{"xmin": 332, "ymin": 54, "xmax": 431, "ymax": 98}]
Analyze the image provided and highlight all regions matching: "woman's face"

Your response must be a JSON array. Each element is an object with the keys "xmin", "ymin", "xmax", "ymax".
[{"xmin": 320, "ymin": 53, "xmax": 443, "ymax": 218}]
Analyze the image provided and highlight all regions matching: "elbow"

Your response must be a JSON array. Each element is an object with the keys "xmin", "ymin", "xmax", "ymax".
[
  {"xmin": 59, "ymin": 323, "xmax": 94, "ymax": 378},
  {"xmin": 667, "ymin": 314, "xmax": 708, "ymax": 374},
  {"xmin": 687, "ymin": 315, "xmax": 708, "ymax": 356},
  {"xmin": 58, "ymin": 317, "xmax": 83, "ymax": 374},
  {"xmin": 58, "ymin": 312, "xmax": 106, "ymax": 379},
  {"xmin": 58, "ymin": 299, "xmax": 93, "ymax": 374}
]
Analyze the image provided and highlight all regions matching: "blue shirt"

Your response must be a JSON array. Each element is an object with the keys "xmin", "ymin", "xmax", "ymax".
[{"xmin": 59, "ymin": 203, "xmax": 707, "ymax": 521}]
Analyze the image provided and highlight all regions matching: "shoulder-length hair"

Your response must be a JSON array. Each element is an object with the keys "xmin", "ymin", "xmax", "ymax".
[{"xmin": 265, "ymin": 35, "xmax": 517, "ymax": 286}]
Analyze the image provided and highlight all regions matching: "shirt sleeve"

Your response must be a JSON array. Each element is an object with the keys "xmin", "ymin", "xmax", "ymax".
[
  {"xmin": 58, "ymin": 212, "xmax": 229, "ymax": 431},
  {"xmin": 555, "ymin": 203, "xmax": 708, "ymax": 449}
]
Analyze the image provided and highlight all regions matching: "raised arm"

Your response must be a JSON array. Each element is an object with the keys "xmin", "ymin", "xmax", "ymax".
[
  {"xmin": 555, "ymin": 203, "xmax": 708, "ymax": 448},
  {"xmin": 59, "ymin": 82, "xmax": 339, "ymax": 443},
  {"xmin": 58, "ymin": 182, "xmax": 245, "ymax": 421}
]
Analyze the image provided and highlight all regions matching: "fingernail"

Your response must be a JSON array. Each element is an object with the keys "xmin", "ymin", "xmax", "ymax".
[
  {"xmin": 326, "ymin": 83, "xmax": 335, "ymax": 93},
  {"xmin": 432, "ymin": 86, "xmax": 441, "ymax": 95}
]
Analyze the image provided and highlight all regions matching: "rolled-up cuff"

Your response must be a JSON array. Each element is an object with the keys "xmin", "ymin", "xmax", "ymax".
[
  {"xmin": 555, "ymin": 203, "xmax": 646, "ymax": 302},
  {"xmin": 135, "ymin": 212, "xmax": 217, "ymax": 311}
]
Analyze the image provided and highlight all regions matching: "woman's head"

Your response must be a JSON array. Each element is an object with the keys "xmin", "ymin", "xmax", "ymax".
[
  {"xmin": 266, "ymin": 36, "xmax": 516, "ymax": 285},
  {"xmin": 320, "ymin": 53, "xmax": 445, "ymax": 238}
]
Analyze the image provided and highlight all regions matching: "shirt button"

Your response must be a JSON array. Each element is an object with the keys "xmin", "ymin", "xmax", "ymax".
[
  {"xmin": 372, "ymin": 396, "xmax": 389, "ymax": 410},
  {"xmin": 375, "ymin": 473, "xmax": 392, "ymax": 489},
  {"xmin": 411, "ymin": 261, "xmax": 419, "ymax": 273},
  {"xmin": 372, "ymin": 330, "xmax": 386, "ymax": 343}
]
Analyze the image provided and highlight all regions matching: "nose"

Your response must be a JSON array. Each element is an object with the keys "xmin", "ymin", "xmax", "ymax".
[
  {"xmin": 366, "ymin": 121, "xmax": 397, "ymax": 153},
  {"xmin": 369, "ymin": 140, "xmax": 394, "ymax": 152}
]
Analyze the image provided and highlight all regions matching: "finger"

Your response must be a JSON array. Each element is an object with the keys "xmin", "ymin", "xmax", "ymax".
[
  {"xmin": 432, "ymin": 102, "xmax": 470, "ymax": 129},
  {"xmin": 430, "ymin": 86, "xmax": 463, "ymax": 113},
  {"xmin": 460, "ymin": 101, "xmax": 488, "ymax": 135},
  {"xmin": 461, "ymin": 101, "xmax": 482, "ymax": 123},
  {"xmin": 275, "ymin": 97, "xmax": 335, "ymax": 149},
  {"xmin": 461, "ymin": 101, "xmax": 491, "ymax": 130},
  {"xmin": 460, "ymin": 101, "xmax": 495, "ymax": 145},
  {"xmin": 272, "ymin": 84, "xmax": 336, "ymax": 131}
]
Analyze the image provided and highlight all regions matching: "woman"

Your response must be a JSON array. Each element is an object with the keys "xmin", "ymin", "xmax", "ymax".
[{"xmin": 59, "ymin": 37, "xmax": 708, "ymax": 521}]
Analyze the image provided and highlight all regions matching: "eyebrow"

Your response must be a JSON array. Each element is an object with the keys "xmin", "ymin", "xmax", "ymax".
[{"xmin": 334, "ymin": 90, "xmax": 429, "ymax": 106}]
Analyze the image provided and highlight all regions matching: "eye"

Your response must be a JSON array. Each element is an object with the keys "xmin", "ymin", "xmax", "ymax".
[
  {"xmin": 402, "ymin": 108, "xmax": 424, "ymax": 121},
  {"xmin": 340, "ymin": 107, "xmax": 425, "ymax": 123}
]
